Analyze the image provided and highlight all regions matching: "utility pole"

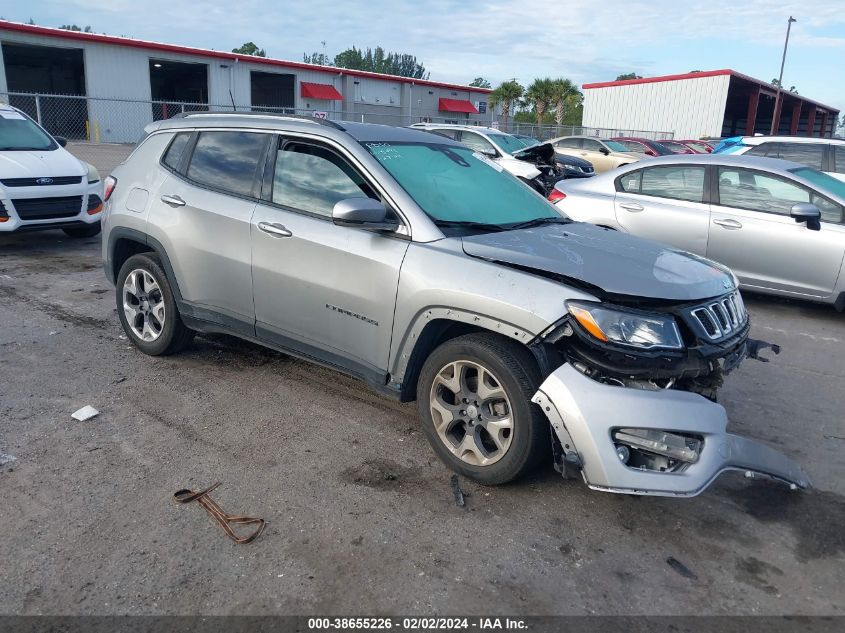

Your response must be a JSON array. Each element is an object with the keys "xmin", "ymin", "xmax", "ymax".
[{"xmin": 771, "ymin": 16, "xmax": 796, "ymax": 135}]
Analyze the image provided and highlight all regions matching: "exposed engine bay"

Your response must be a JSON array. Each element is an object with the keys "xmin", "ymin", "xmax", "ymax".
[{"xmin": 512, "ymin": 142, "xmax": 564, "ymax": 196}]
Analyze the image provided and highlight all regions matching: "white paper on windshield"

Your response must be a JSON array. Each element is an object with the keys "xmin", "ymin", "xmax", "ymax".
[
  {"xmin": 0, "ymin": 111, "xmax": 26, "ymax": 120},
  {"xmin": 472, "ymin": 152, "xmax": 503, "ymax": 172}
]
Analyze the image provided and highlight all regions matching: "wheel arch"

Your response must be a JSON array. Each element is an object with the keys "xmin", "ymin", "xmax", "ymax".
[
  {"xmin": 393, "ymin": 310, "xmax": 543, "ymax": 402},
  {"xmin": 107, "ymin": 227, "xmax": 184, "ymax": 303}
]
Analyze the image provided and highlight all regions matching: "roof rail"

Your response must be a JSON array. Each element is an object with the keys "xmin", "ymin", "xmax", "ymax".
[{"xmin": 169, "ymin": 110, "xmax": 346, "ymax": 130}]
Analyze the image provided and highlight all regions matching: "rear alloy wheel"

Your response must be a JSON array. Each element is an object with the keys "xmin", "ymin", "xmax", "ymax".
[
  {"xmin": 115, "ymin": 253, "xmax": 194, "ymax": 356},
  {"xmin": 417, "ymin": 333, "xmax": 549, "ymax": 485}
]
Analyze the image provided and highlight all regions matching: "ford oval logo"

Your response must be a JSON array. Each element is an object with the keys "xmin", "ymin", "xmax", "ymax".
[{"xmin": 36, "ymin": 177, "xmax": 54, "ymax": 185}]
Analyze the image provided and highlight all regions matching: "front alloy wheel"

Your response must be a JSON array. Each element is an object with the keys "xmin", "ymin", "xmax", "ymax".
[
  {"xmin": 417, "ymin": 332, "xmax": 549, "ymax": 485},
  {"xmin": 123, "ymin": 269, "xmax": 166, "ymax": 342},
  {"xmin": 429, "ymin": 360, "xmax": 514, "ymax": 466}
]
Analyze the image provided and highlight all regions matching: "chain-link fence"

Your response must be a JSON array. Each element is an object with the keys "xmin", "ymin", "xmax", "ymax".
[
  {"xmin": 2, "ymin": 91, "xmax": 673, "ymax": 172},
  {"xmin": 499, "ymin": 121, "xmax": 675, "ymax": 141}
]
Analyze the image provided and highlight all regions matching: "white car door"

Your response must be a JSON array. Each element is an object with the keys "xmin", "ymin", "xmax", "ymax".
[
  {"xmin": 613, "ymin": 164, "xmax": 711, "ymax": 256},
  {"xmin": 706, "ymin": 166, "xmax": 845, "ymax": 297}
]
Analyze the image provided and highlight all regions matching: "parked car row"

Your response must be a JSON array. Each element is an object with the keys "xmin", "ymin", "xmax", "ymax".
[{"xmin": 554, "ymin": 153, "xmax": 845, "ymax": 308}]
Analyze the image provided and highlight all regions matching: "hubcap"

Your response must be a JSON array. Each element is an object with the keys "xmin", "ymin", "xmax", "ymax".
[
  {"xmin": 429, "ymin": 360, "xmax": 514, "ymax": 466},
  {"xmin": 122, "ymin": 269, "xmax": 165, "ymax": 342}
]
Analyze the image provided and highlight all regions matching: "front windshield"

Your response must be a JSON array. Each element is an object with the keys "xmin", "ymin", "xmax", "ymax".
[
  {"xmin": 650, "ymin": 142, "xmax": 674, "ymax": 155},
  {"xmin": 487, "ymin": 133, "xmax": 532, "ymax": 154},
  {"xmin": 661, "ymin": 141, "xmax": 689, "ymax": 154},
  {"xmin": 791, "ymin": 167, "xmax": 845, "ymax": 199},
  {"xmin": 604, "ymin": 140, "xmax": 629, "ymax": 152},
  {"xmin": 0, "ymin": 111, "xmax": 56, "ymax": 151},
  {"xmin": 364, "ymin": 141, "xmax": 559, "ymax": 228}
]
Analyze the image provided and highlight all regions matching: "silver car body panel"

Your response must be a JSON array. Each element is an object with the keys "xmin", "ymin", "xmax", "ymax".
[
  {"xmin": 532, "ymin": 363, "xmax": 811, "ymax": 497},
  {"xmin": 555, "ymin": 155, "xmax": 845, "ymax": 305}
]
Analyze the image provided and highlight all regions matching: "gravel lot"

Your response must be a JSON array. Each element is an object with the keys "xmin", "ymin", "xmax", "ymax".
[{"xmin": 1, "ymin": 229, "xmax": 843, "ymax": 617}]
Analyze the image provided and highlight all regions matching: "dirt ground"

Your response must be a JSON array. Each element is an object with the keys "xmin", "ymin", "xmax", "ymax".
[
  {"xmin": 1, "ymin": 226, "xmax": 843, "ymax": 617},
  {"xmin": 2, "ymin": 146, "xmax": 844, "ymax": 616}
]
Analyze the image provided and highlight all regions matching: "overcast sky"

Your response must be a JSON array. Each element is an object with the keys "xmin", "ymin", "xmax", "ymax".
[{"xmin": 3, "ymin": 0, "xmax": 843, "ymax": 114}]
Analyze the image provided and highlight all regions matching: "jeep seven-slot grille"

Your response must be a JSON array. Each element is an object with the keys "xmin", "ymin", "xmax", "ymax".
[
  {"xmin": 689, "ymin": 291, "xmax": 747, "ymax": 341},
  {"xmin": 11, "ymin": 196, "xmax": 83, "ymax": 220},
  {"xmin": 1, "ymin": 176, "xmax": 83, "ymax": 187}
]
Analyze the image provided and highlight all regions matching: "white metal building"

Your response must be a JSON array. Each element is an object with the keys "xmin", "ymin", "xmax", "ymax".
[
  {"xmin": 582, "ymin": 70, "xmax": 839, "ymax": 140},
  {"xmin": 0, "ymin": 20, "xmax": 493, "ymax": 142}
]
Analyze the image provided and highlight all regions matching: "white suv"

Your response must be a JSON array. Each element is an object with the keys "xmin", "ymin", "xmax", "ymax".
[
  {"xmin": 715, "ymin": 135, "xmax": 845, "ymax": 183},
  {"xmin": 0, "ymin": 104, "xmax": 104, "ymax": 237}
]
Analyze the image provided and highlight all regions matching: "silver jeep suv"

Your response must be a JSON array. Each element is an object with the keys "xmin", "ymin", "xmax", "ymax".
[{"xmin": 101, "ymin": 113, "xmax": 808, "ymax": 496}]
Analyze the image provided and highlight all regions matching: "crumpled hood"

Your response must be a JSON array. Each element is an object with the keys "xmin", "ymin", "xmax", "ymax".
[
  {"xmin": 512, "ymin": 142, "xmax": 556, "ymax": 164},
  {"xmin": 461, "ymin": 222, "xmax": 734, "ymax": 301},
  {"xmin": 0, "ymin": 148, "xmax": 85, "ymax": 179}
]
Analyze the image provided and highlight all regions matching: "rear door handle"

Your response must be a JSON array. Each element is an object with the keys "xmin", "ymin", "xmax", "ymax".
[
  {"xmin": 160, "ymin": 194, "xmax": 186, "ymax": 207},
  {"xmin": 257, "ymin": 221, "xmax": 293, "ymax": 238},
  {"xmin": 619, "ymin": 202, "xmax": 644, "ymax": 212},
  {"xmin": 713, "ymin": 218, "xmax": 742, "ymax": 229}
]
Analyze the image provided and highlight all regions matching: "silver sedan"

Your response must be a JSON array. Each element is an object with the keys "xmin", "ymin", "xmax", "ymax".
[{"xmin": 554, "ymin": 154, "xmax": 845, "ymax": 308}]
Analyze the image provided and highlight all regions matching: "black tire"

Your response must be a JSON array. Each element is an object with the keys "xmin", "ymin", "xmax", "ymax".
[
  {"xmin": 417, "ymin": 332, "xmax": 549, "ymax": 485},
  {"xmin": 63, "ymin": 222, "xmax": 101, "ymax": 238},
  {"xmin": 115, "ymin": 253, "xmax": 194, "ymax": 356}
]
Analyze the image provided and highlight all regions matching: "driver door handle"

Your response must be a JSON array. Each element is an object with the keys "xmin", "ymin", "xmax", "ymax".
[
  {"xmin": 619, "ymin": 202, "xmax": 644, "ymax": 212},
  {"xmin": 713, "ymin": 218, "xmax": 743, "ymax": 230},
  {"xmin": 160, "ymin": 194, "xmax": 186, "ymax": 207},
  {"xmin": 257, "ymin": 221, "xmax": 293, "ymax": 238}
]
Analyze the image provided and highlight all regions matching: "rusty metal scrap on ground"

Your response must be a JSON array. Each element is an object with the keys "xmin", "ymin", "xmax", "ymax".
[{"xmin": 173, "ymin": 482, "xmax": 266, "ymax": 544}]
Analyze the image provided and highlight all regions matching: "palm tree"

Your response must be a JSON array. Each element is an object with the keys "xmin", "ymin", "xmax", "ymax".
[
  {"xmin": 550, "ymin": 78, "xmax": 580, "ymax": 127},
  {"xmin": 488, "ymin": 80, "xmax": 524, "ymax": 132},
  {"xmin": 524, "ymin": 78, "xmax": 555, "ymax": 129}
]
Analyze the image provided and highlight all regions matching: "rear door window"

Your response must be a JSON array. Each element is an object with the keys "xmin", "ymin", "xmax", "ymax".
[
  {"xmin": 639, "ymin": 165, "xmax": 706, "ymax": 202},
  {"xmin": 271, "ymin": 140, "xmax": 378, "ymax": 218},
  {"xmin": 749, "ymin": 142, "xmax": 825, "ymax": 170},
  {"xmin": 186, "ymin": 131, "xmax": 268, "ymax": 197},
  {"xmin": 555, "ymin": 138, "xmax": 581, "ymax": 149},
  {"xmin": 459, "ymin": 132, "xmax": 497, "ymax": 154},
  {"xmin": 617, "ymin": 170, "xmax": 642, "ymax": 193}
]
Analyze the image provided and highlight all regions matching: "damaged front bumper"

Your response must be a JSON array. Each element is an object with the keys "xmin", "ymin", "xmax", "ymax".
[{"xmin": 532, "ymin": 363, "xmax": 810, "ymax": 497}]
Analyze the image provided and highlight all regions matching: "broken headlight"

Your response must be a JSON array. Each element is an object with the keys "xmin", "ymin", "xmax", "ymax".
[{"xmin": 566, "ymin": 301, "xmax": 683, "ymax": 350}]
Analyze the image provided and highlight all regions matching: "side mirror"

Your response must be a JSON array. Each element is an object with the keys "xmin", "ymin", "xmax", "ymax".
[
  {"xmin": 479, "ymin": 148, "xmax": 498, "ymax": 158},
  {"xmin": 54, "ymin": 136, "xmax": 68, "ymax": 148},
  {"xmin": 599, "ymin": 147, "xmax": 610, "ymax": 155},
  {"xmin": 332, "ymin": 197, "xmax": 398, "ymax": 231},
  {"xmin": 790, "ymin": 203, "xmax": 821, "ymax": 231}
]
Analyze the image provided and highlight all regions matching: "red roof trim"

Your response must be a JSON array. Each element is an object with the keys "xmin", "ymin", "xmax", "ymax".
[
  {"xmin": 438, "ymin": 98, "xmax": 478, "ymax": 113},
  {"xmin": 0, "ymin": 20, "xmax": 492, "ymax": 94},
  {"xmin": 300, "ymin": 82, "xmax": 343, "ymax": 100},
  {"xmin": 582, "ymin": 69, "xmax": 733, "ymax": 89},
  {"xmin": 582, "ymin": 68, "xmax": 839, "ymax": 113}
]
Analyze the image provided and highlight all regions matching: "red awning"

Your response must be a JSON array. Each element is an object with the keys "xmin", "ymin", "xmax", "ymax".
[
  {"xmin": 300, "ymin": 82, "xmax": 343, "ymax": 100},
  {"xmin": 438, "ymin": 98, "xmax": 478, "ymax": 114}
]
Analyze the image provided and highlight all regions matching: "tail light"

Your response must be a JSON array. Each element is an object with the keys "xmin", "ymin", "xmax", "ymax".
[
  {"xmin": 103, "ymin": 175, "xmax": 117, "ymax": 201},
  {"xmin": 548, "ymin": 188, "xmax": 566, "ymax": 203}
]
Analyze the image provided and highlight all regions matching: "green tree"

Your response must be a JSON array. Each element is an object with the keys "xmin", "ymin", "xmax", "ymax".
[
  {"xmin": 232, "ymin": 42, "xmax": 266, "ymax": 57},
  {"xmin": 303, "ymin": 52, "xmax": 332, "ymax": 66},
  {"xmin": 329, "ymin": 46, "xmax": 428, "ymax": 79},
  {"xmin": 60, "ymin": 24, "xmax": 92, "ymax": 32},
  {"xmin": 771, "ymin": 78, "xmax": 798, "ymax": 93},
  {"xmin": 469, "ymin": 77, "xmax": 492, "ymax": 89},
  {"xmin": 550, "ymin": 78, "xmax": 580, "ymax": 126},
  {"xmin": 524, "ymin": 78, "xmax": 556, "ymax": 127},
  {"xmin": 488, "ymin": 80, "xmax": 524, "ymax": 131},
  {"xmin": 615, "ymin": 72, "xmax": 642, "ymax": 81}
]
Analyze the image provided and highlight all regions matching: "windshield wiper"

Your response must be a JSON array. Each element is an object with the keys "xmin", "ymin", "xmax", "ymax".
[
  {"xmin": 433, "ymin": 220, "xmax": 507, "ymax": 233},
  {"xmin": 508, "ymin": 216, "xmax": 570, "ymax": 230}
]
